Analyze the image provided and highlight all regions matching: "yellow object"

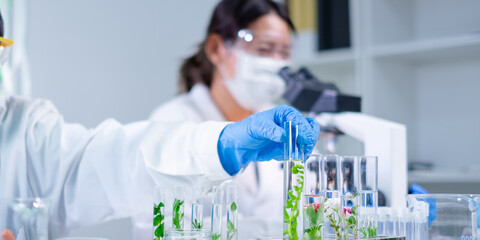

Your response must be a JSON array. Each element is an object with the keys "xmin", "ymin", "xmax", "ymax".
[
  {"xmin": 0, "ymin": 36, "xmax": 14, "ymax": 47},
  {"xmin": 288, "ymin": 0, "xmax": 317, "ymax": 31}
]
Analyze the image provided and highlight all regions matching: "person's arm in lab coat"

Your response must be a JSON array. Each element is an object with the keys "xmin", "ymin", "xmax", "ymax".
[
  {"xmin": 0, "ymin": 96, "xmax": 231, "ymax": 235},
  {"xmin": 0, "ymin": 97, "xmax": 319, "ymax": 237}
]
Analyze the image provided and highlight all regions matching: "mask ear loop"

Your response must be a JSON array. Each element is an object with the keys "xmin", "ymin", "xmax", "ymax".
[
  {"xmin": 217, "ymin": 39, "xmax": 237, "ymax": 86},
  {"xmin": 217, "ymin": 62, "xmax": 232, "ymax": 86}
]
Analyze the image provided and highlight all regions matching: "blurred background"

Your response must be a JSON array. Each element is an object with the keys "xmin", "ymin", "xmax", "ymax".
[{"xmin": 1, "ymin": 0, "xmax": 479, "ymax": 239}]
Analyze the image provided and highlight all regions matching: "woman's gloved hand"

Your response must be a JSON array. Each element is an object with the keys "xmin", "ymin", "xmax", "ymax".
[{"xmin": 218, "ymin": 105, "xmax": 320, "ymax": 175}]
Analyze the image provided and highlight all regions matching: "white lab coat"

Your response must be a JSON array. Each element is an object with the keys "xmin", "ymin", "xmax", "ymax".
[
  {"xmin": 0, "ymin": 96, "xmax": 231, "ymax": 238},
  {"xmin": 148, "ymin": 84, "xmax": 284, "ymax": 238}
]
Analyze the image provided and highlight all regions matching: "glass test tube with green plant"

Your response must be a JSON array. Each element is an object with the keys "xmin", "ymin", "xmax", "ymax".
[
  {"xmin": 321, "ymin": 154, "xmax": 341, "ymax": 238},
  {"xmin": 211, "ymin": 186, "xmax": 223, "ymax": 240},
  {"xmin": 283, "ymin": 121, "xmax": 304, "ymax": 240},
  {"xmin": 153, "ymin": 186, "xmax": 166, "ymax": 240},
  {"xmin": 172, "ymin": 186, "xmax": 185, "ymax": 230},
  {"xmin": 191, "ymin": 185, "xmax": 204, "ymax": 230},
  {"xmin": 358, "ymin": 156, "xmax": 379, "ymax": 238},
  {"xmin": 340, "ymin": 156, "xmax": 360, "ymax": 238},
  {"xmin": 303, "ymin": 154, "xmax": 323, "ymax": 240},
  {"xmin": 226, "ymin": 184, "xmax": 238, "ymax": 240}
]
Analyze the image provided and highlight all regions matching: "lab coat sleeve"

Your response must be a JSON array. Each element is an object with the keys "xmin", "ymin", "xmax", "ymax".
[{"xmin": 0, "ymin": 97, "xmax": 231, "ymax": 236}]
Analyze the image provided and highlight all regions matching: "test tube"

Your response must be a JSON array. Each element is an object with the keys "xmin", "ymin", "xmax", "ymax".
[
  {"xmin": 303, "ymin": 154, "xmax": 323, "ymax": 239},
  {"xmin": 397, "ymin": 207, "xmax": 410, "ymax": 238},
  {"xmin": 377, "ymin": 207, "xmax": 387, "ymax": 236},
  {"xmin": 226, "ymin": 184, "xmax": 238, "ymax": 240},
  {"xmin": 191, "ymin": 186, "xmax": 204, "ymax": 230},
  {"xmin": 386, "ymin": 207, "xmax": 398, "ymax": 236},
  {"xmin": 283, "ymin": 121, "xmax": 304, "ymax": 240},
  {"xmin": 154, "ymin": 186, "xmax": 167, "ymax": 240},
  {"xmin": 321, "ymin": 154, "xmax": 341, "ymax": 238},
  {"xmin": 211, "ymin": 186, "xmax": 223, "ymax": 240},
  {"xmin": 473, "ymin": 195, "xmax": 480, "ymax": 238},
  {"xmin": 413, "ymin": 201, "xmax": 429, "ymax": 239},
  {"xmin": 172, "ymin": 186, "xmax": 185, "ymax": 230},
  {"xmin": 358, "ymin": 156, "xmax": 378, "ymax": 238},
  {"xmin": 340, "ymin": 156, "xmax": 360, "ymax": 238}
]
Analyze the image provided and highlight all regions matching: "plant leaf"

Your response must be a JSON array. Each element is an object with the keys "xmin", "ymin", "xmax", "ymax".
[
  {"xmin": 212, "ymin": 233, "xmax": 221, "ymax": 240},
  {"xmin": 288, "ymin": 191, "xmax": 295, "ymax": 200},
  {"xmin": 153, "ymin": 214, "xmax": 164, "ymax": 226},
  {"xmin": 305, "ymin": 205, "xmax": 318, "ymax": 226},
  {"xmin": 230, "ymin": 202, "xmax": 237, "ymax": 212},
  {"xmin": 154, "ymin": 203, "xmax": 159, "ymax": 215},
  {"xmin": 283, "ymin": 208, "xmax": 290, "ymax": 223},
  {"xmin": 155, "ymin": 223, "xmax": 164, "ymax": 237},
  {"xmin": 227, "ymin": 220, "xmax": 235, "ymax": 232},
  {"xmin": 286, "ymin": 200, "xmax": 293, "ymax": 209}
]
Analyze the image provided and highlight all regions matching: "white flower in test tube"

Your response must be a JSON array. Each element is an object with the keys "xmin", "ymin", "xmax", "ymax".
[{"xmin": 324, "ymin": 198, "xmax": 340, "ymax": 216}]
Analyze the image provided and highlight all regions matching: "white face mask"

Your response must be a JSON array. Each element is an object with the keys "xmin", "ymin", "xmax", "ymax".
[{"xmin": 219, "ymin": 50, "xmax": 289, "ymax": 112}]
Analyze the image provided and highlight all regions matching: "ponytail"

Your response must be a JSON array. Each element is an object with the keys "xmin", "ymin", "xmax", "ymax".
[{"xmin": 178, "ymin": 42, "xmax": 214, "ymax": 93}]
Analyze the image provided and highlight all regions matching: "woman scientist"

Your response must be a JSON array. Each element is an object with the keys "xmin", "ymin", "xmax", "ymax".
[
  {"xmin": 148, "ymin": 0, "xmax": 294, "ymax": 237},
  {"xmin": 0, "ymin": 12, "xmax": 319, "ymax": 239}
]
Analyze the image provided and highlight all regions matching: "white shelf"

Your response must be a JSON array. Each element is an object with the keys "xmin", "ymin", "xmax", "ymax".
[
  {"xmin": 409, "ymin": 169, "xmax": 480, "ymax": 184},
  {"xmin": 371, "ymin": 34, "xmax": 480, "ymax": 62},
  {"xmin": 293, "ymin": 48, "xmax": 356, "ymax": 70},
  {"xmin": 296, "ymin": 0, "xmax": 480, "ymax": 188}
]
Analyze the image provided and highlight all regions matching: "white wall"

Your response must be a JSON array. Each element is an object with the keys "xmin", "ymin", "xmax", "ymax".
[
  {"xmin": 26, "ymin": 1, "xmax": 219, "ymax": 239},
  {"xmin": 414, "ymin": 56, "xmax": 480, "ymax": 169},
  {"xmin": 27, "ymin": 0, "xmax": 219, "ymax": 128}
]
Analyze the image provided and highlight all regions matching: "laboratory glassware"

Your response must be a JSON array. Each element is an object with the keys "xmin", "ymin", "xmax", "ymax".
[
  {"xmin": 406, "ymin": 194, "xmax": 480, "ymax": 240},
  {"xmin": 226, "ymin": 184, "xmax": 238, "ymax": 240},
  {"xmin": 55, "ymin": 238, "xmax": 109, "ymax": 240},
  {"xmin": 172, "ymin": 186, "xmax": 186, "ymax": 230},
  {"xmin": 0, "ymin": 198, "xmax": 48, "ymax": 240},
  {"xmin": 358, "ymin": 156, "xmax": 379, "ymax": 238},
  {"xmin": 165, "ymin": 229, "xmax": 211, "ymax": 240},
  {"xmin": 210, "ymin": 186, "xmax": 223, "ymax": 240},
  {"xmin": 303, "ymin": 154, "xmax": 323, "ymax": 240},
  {"xmin": 321, "ymin": 154, "xmax": 341, "ymax": 238},
  {"xmin": 283, "ymin": 121, "xmax": 304, "ymax": 240},
  {"xmin": 339, "ymin": 156, "xmax": 360, "ymax": 238},
  {"xmin": 191, "ymin": 186, "xmax": 204, "ymax": 230},
  {"xmin": 154, "ymin": 186, "xmax": 168, "ymax": 240}
]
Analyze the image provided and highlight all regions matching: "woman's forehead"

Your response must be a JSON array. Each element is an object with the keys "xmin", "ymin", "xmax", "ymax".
[{"xmin": 247, "ymin": 13, "xmax": 291, "ymax": 36}]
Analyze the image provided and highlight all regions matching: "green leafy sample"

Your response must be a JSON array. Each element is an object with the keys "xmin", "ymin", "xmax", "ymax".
[
  {"xmin": 211, "ymin": 233, "xmax": 221, "ymax": 240},
  {"xmin": 153, "ymin": 202, "xmax": 165, "ymax": 240},
  {"xmin": 192, "ymin": 219, "xmax": 203, "ymax": 230},
  {"xmin": 303, "ymin": 202, "xmax": 323, "ymax": 240},
  {"xmin": 283, "ymin": 163, "xmax": 304, "ymax": 240},
  {"xmin": 227, "ymin": 201, "xmax": 238, "ymax": 240},
  {"xmin": 360, "ymin": 225, "xmax": 377, "ymax": 238},
  {"xmin": 172, "ymin": 198, "xmax": 184, "ymax": 230},
  {"xmin": 342, "ymin": 203, "xmax": 358, "ymax": 237}
]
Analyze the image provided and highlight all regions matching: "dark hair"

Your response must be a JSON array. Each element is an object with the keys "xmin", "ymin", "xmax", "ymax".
[
  {"xmin": 0, "ymin": 11, "xmax": 4, "ymax": 37},
  {"xmin": 179, "ymin": 0, "xmax": 295, "ymax": 92}
]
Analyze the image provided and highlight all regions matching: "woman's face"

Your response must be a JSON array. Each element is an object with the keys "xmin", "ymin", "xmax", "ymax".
[{"xmin": 221, "ymin": 12, "xmax": 292, "ymax": 80}]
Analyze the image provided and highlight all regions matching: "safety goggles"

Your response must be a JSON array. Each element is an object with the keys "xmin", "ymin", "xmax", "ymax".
[
  {"xmin": 232, "ymin": 29, "xmax": 293, "ymax": 60},
  {"xmin": 0, "ymin": 36, "xmax": 14, "ymax": 65}
]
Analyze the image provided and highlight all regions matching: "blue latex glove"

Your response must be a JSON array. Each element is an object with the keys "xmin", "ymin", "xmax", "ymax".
[
  {"xmin": 218, "ymin": 105, "xmax": 320, "ymax": 175},
  {"xmin": 410, "ymin": 183, "xmax": 436, "ymax": 226}
]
